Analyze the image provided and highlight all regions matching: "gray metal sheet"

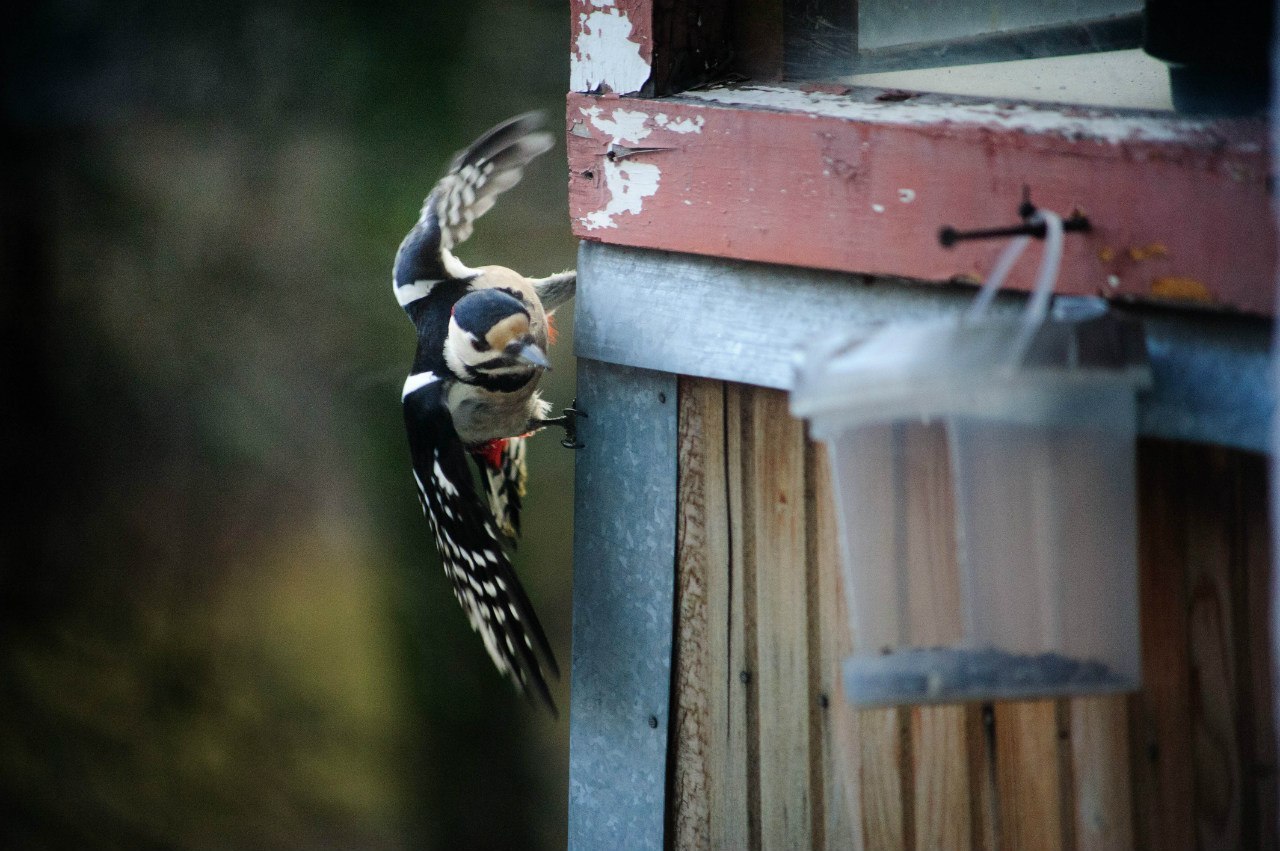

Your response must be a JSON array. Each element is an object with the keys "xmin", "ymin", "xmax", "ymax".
[
  {"xmin": 567, "ymin": 358, "xmax": 677, "ymax": 851},
  {"xmin": 577, "ymin": 241, "xmax": 1273, "ymax": 453}
]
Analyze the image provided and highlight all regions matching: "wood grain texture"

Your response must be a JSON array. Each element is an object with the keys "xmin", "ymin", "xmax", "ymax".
[
  {"xmin": 1239, "ymin": 453, "xmax": 1277, "ymax": 851},
  {"xmin": 913, "ymin": 705, "xmax": 972, "ymax": 849},
  {"xmin": 967, "ymin": 704, "xmax": 1000, "ymax": 850},
  {"xmin": 900, "ymin": 422, "xmax": 963, "ymax": 647},
  {"xmin": 732, "ymin": 0, "xmax": 783, "ymax": 81},
  {"xmin": 859, "ymin": 706, "xmax": 909, "ymax": 850},
  {"xmin": 668, "ymin": 386, "xmax": 1274, "ymax": 850},
  {"xmin": 1186, "ymin": 448, "xmax": 1245, "ymax": 849},
  {"xmin": 809, "ymin": 446, "xmax": 863, "ymax": 850},
  {"xmin": 720, "ymin": 381, "xmax": 759, "ymax": 850},
  {"xmin": 995, "ymin": 700, "xmax": 1067, "ymax": 851},
  {"xmin": 750, "ymin": 387, "xmax": 814, "ymax": 849},
  {"xmin": 1069, "ymin": 696, "xmax": 1134, "ymax": 850},
  {"xmin": 567, "ymin": 90, "xmax": 1274, "ymax": 315},
  {"xmin": 671, "ymin": 377, "xmax": 723, "ymax": 848},
  {"xmin": 1131, "ymin": 441, "xmax": 1198, "ymax": 851},
  {"xmin": 649, "ymin": 0, "xmax": 733, "ymax": 96}
]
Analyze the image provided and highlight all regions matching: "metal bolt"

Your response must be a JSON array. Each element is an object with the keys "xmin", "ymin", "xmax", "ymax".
[{"xmin": 648, "ymin": 715, "xmax": 659, "ymax": 729}]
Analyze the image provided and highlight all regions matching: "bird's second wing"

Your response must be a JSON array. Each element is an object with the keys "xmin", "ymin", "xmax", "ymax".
[
  {"xmin": 403, "ymin": 377, "xmax": 559, "ymax": 713},
  {"xmin": 471, "ymin": 436, "xmax": 528, "ymax": 544}
]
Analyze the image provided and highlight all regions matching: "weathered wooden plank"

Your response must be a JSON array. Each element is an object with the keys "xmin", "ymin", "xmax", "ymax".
[
  {"xmin": 808, "ymin": 445, "xmax": 863, "ymax": 850},
  {"xmin": 672, "ymin": 395, "xmax": 1271, "ymax": 850},
  {"xmin": 1069, "ymin": 696, "xmax": 1135, "ymax": 850},
  {"xmin": 1239, "ymin": 452, "xmax": 1277, "ymax": 850},
  {"xmin": 569, "ymin": 0, "xmax": 653, "ymax": 96},
  {"xmin": 719, "ymin": 381, "xmax": 758, "ymax": 850},
  {"xmin": 901, "ymin": 421, "xmax": 963, "ymax": 647},
  {"xmin": 913, "ymin": 705, "xmax": 972, "ymax": 849},
  {"xmin": 994, "ymin": 699, "xmax": 1066, "ymax": 851},
  {"xmin": 750, "ymin": 387, "xmax": 814, "ymax": 850},
  {"xmin": 1186, "ymin": 447, "xmax": 1244, "ymax": 848},
  {"xmin": 733, "ymin": 0, "xmax": 784, "ymax": 81},
  {"xmin": 671, "ymin": 377, "xmax": 727, "ymax": 849},
  {"xmin": 967, "ymin": 704, "xmax": 1000, "ymax": 850},
  {"xmin": 859, "ymin": 706, "xmax": 909, "ymax": 850},
  {"xmin": 1130, "ymin": 440, "xmax": 1198, "ymax": 850},
  {"xmin": 567, "ymin": 89, "xmax": 1274, "ymax": 315},
  {"xmin": 569, "ymin": 0, "xmax": 731, "ymax": 97},
  {"xmin": 896, "ymin": 421, "xmax": 971, "ymax": 848}
]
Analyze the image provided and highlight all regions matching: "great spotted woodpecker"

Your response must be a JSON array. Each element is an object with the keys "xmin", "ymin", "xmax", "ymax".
[{"xmin": 393, "ymin": 112, "xmax": 576, "ymax": 713}]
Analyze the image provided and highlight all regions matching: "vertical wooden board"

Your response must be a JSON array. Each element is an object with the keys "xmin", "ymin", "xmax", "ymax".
[
  {"xmin": 1130, "ymin": 440, "xmax": 1197, "ymax": 850},
  {"xmin": 808, "ymin": 445, "xmax": 863, "ymax": 851},
  {"xmin": 671, "ymin": 377, "xmax": 729, "ymax": 849},
  {"xmin": 1239, "ymin": 452, "xmax": 1277, "ymax": 850},
  {"xmin": 733, "ymin": 0, "xmax": 784, "ymax": 81},
  {"xmin": 1070, "ymin": 696, "xmax": 1135, "ymax": 850},
  {"xmin": 967, "ymin": 704, "xmax": 1000, "ymax": 850},
  {"xmin": 1186, "ymin": 448, "xmax": 1244, "ymax": 848},
  {"xmin": 859, "ymin": 706, "xmax": 909, "ymax": 850},
  {"xmin": 715, "ymin": 381, "xmax": 757, "ymax": 851},
  {"xmin": 994, "ymin": 700, "xmax": 1066, "ymax": 851},
  {"xmin": 912, "ymin": 705, "xmax": 972, "ymax": 849},
  {"xmin": 749, "ymin": 387, "xmax": 814, "ymax": 850},
  {"xmin": 898, "ymin": 422, "xmax": 970, "ymax": 847},
  {"xmin": 901, "ymin": 422, "xmax": 964, "ymax": 646}
]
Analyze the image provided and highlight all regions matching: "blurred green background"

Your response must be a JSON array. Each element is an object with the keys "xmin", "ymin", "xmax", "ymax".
[{"xmin": 2, "ymin": 1, "xmax": 577, "ymax": 847}]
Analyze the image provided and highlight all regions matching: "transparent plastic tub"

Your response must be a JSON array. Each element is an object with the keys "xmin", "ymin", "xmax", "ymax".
[{"xmin": 791, "ymin": 213, "xmax": 1151, "ymax": 706}]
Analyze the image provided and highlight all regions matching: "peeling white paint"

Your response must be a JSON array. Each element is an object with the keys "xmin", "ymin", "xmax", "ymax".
[
  {"xmin": 871, "ymin": 203, "xmax": 885, "ymax": 213},
  {"xmin": 682, "ymin": 84, "xmax": 1246, "ymax": 146},
  {"xmin": 571, "ymin": 7, "xmax": 651, "ymax": 95},
  {"xmin": 654, "ymin": 113, "xmax": 705, "ymax": 134},
  {"xmin": 579, "ymin": 104, "xmax": 662, "ymax": 230},
  {"xmin": 898, "ymin": 188, "xmax": 916, "ymax": 203},
  {"xmin": 582, "ymin": 159, "xmax": 660, "ymax": 230},
  {"xmin": 580, "ymin": 105, "xmax": 652, "ymax": 144}
]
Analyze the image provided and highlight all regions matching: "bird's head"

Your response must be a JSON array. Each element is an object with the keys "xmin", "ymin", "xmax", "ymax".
[{"xmin": 445, "ymin": 288, "xmax": 549, "ymax": 381}]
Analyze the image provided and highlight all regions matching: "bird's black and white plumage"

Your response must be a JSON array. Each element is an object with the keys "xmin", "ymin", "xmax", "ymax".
[{"xmin": 393, "ymin": 112, "xmax": 575, "ymax": 713}]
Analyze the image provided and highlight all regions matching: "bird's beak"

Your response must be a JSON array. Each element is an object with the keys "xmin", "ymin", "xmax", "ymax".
[{"xmin": 516, "ymin": 342, "xmax": 551, "ymax": 369}]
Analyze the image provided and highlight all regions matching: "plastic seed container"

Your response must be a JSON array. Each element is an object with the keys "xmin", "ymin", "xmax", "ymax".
[{"xmin": 791, "ymin": 214, "xmax": 1151, "ymax": 706}]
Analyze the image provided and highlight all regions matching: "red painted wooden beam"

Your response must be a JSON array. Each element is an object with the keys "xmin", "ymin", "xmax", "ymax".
[{"xmin": 567, "ymin": 87, "xmax": 1275, "ymax": 316}]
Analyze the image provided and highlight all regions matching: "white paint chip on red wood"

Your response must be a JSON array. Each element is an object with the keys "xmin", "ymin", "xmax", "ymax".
[{"xmin": 571, "ymin": 5, "xmax": 651, "ymax": 95}]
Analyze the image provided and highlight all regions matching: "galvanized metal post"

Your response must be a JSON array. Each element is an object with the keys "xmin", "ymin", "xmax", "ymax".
[{"xmin": 567, "ymin": 357, "xmax": 678, "ymax": 851}]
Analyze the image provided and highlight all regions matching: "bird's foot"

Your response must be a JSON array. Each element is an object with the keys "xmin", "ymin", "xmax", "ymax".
[{"xmin": 535, "ymin": 399, "xmax": 587, "ymax": 449}]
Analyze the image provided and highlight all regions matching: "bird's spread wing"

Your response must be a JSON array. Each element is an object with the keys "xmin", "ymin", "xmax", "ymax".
[
  {"xmin": 471, "ymin": 436, "xmax": 527, "ymax": 543},
  {"xmin": 403, "ymin": 376, "xmax": 559, "ymax": 713},
  {"xmin": 393, "ymin": 112, "xmax": 554, "ymax": 309}
]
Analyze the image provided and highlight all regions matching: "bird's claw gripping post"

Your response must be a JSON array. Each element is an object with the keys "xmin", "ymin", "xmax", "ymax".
[{"xmin": 540, "ymin": 398, "xmax": 587, "ymax": 449}]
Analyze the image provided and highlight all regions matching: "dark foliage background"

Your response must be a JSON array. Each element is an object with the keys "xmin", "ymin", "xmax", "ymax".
[{"xmin": 2, "ymin": 1, "xmax": 577, "ymax": 847}]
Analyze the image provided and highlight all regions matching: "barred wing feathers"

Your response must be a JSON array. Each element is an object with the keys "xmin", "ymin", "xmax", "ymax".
[
  {"xmin": 472, "ymin": 436, "xmax": 527, "ymax": 543},
  {"xmin": 392, "ymin": 112, "xmax": 553, "ymax": 304},
  {"xmin": 403, "ymin": 379, "xmax": 559, "ymax": 713}
]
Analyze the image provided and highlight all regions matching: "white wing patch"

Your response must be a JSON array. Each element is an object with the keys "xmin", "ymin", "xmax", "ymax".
[
  {"xmin": 394, "ymin": 277, "xmax": 442, "ymax": 307},
  {"xmin": 402, "ymin": 371, "xmax": 439, "ymax": 400}
]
